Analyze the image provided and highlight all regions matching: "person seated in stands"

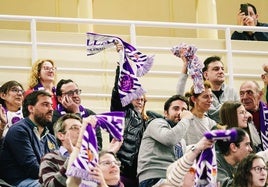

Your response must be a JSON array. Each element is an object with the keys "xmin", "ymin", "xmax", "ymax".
[
  {"xmin": 53, "ymin": 79, "xmax": 102, "ymax": 150},
  {"xmin": 220, "ymin": 101, "xmax": 262, "ymax": 152},
  {"xmin": 179, "ymin": 81, "xmax": 217, "ymax": 145},
  {"xmin": 39, "ymin": 113, "xmax": 120, "ymax": 187},
  {"xmin": 216, "ymin": 127, "xmax": 253, "ymax": 187},
  {"xmin": 137, "ymin": 94, "xmax": 193, "ymax": 187},
  {"xmin": 67, "ymin": 151, "xmax": 124, "ymax": 187},
  {"xmin": 177, "ymin": 55, "xmax": 239, "ymax": 124},
  {"xmin": 239, "ymin": 80, "xmax": 268, "ymax": 151},
  {"xmin": 233, "ymin": 153, "xmax": 268, "ymax": 187},
  {"xmin": 0, "ymin": 90, "xmax": 58, "ymax": 187},
  {"xmin": 25, "ymin": 59, "xmax": 58, "ymax": 109},
  {"xmin": 66, "ymin": 116, "xmax": 123, "ymax": 187},
  {"xmin": 231, "ymin": 3, "xmax": 268, "ymax": 41},
  {"xmin": 0, "ymin": 80, "xmax": 24, "ymax": 139}
]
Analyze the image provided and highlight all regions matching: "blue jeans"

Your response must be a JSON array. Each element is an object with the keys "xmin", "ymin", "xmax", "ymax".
[
  {"xmin": 139, "ymin": 178, "xmax": 161, "ymax": 187},
  {"xmin": 17, "ymin": 178, "xmax": 40, "ymax": 187}
]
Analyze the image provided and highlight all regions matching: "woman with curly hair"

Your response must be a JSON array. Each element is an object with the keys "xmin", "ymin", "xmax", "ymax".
[
  {"xmin": 25, "ymin": 59, "xmax": 57, "ymax": 109},
  {"xmin": 233, "ymin": 153, "xmax": 267, "ymax": 187}
]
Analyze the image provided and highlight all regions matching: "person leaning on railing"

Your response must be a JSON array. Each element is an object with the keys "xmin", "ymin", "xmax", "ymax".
[{"xmin": 231, "ymin": 3, "xmax": 268, "ymax": 41}]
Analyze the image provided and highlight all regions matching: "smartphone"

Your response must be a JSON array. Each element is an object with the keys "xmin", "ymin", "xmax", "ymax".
[{"xmin": 240, "ymin": 4, "xmax": 248, "ymax": 16}]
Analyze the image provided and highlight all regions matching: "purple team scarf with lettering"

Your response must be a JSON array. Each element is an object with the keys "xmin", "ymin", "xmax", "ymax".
[
  {"xmin": 194, "ymin": 129, "xmax": 237, "ymax": 186},
  {"xmin": 86, "ymin": 32, "xmax": 154, "ymax": 107},
  {"xmin": 66, "ymin": 111, "xmax": 124, "ymax": 187},
  {"xmin": 259, "ymin": 101, "xmax": 268, "ymax": 150},
  {"xmin": 171, "ymin": 43, "xmax": 204, "ymax": 94}
]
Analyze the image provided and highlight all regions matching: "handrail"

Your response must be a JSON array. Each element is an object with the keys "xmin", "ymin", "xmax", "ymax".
[{"xmin": 0, "ymin": 14, "xmax": 268, "ymax": 90}]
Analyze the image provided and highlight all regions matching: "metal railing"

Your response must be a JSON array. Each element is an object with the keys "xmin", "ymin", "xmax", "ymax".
[{"xmin": 1, "ymin": 14, "xmax": 268, "ymax": 97}]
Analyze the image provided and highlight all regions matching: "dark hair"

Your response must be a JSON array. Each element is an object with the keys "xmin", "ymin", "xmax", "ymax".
[
  {"xmin": 202, "ymin": 56, "xmax": 222, "ymax": 73},
  {"xmin": 217, "ymin": 127, "xmax": 248, "ymax": 155},
  {"xmin": 0, "ymin": 80, "xmax": 24, "ymax": 106},
  {"xmin": 220, "ymin": 101, "xmax": 242, "ymax": 127},
  {"xmin": 22, "ymin": 90, "xmax": 51, "ymax": 117},
  {"xmin": 247, "ymin": 3, "xmax": 257, "ymax": 14},
  {"xmin": 164, "ymin": 94, "xmax": 189, "ymax": 111},
  {"xmin": 185, "ymin": 81, "xmax": 212, "ymax": 107},
  {"xmin": 56, "ymin": 79, "xmax": 74, "ymax": 96},
  {"xmin": 54, "ymin": 113, "xmax": 82, "ymax": 146},
  {"xmin": 232, "ymin": 154, "xmax": 264, "ymax": 187}
]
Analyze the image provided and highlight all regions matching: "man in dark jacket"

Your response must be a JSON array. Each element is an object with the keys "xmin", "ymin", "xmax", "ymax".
[
  {"xmin": 231, "ymin": 3, "xmax": 268, "ymax": 41},
  {"xmin": 0, "ymin": 90, "xmax": 58, "ymax": 186}
]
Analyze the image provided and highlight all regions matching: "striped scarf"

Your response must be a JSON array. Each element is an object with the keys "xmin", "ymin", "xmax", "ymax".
[
  {"xmin": 66, "ymin": 111, "xmax": 124, "ymax": 187},
  {"xmin": 171, "ymin": 43, "xmax": 204, "ymax": 94},
  {"xmin": 194, "ymin": 129, "xmax": 237, "ymax": 186},
  {"xmin": 86, "ymin": 32, "xmax": 154, "ymax": 106},
  {"xmin": 259, "ymin": 101, "xmax": 268, "ymax": 150}
]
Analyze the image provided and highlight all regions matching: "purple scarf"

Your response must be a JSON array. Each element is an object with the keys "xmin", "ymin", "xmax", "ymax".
[
  {"xmin": 194, "ymin": 129, "xmax": 237, "ymax": 186},
  {"xmin": 259, "ymin": 101, "xmax": 268, "ymax": 150},
  {"xmin": 171, "ymin": 43, "xmax": 204, "ymax": 94},
  {"xmin": 66, "ymin": 111, "xmax": 124, "ymax": 187},
  {"xmin": 86, "ymin": 32, "xmax": 154, "ymax": 107},
  {"xmin": 56, "ymin": 103, "xmax": 89, "ymax": 118},
  {"xmin": 33, "ymin": 82, "xmax": 56, "ymax": 94}
]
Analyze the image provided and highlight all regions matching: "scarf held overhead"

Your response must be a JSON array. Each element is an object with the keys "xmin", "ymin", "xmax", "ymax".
[
  {"xmin": 171, "ymin": 43, "xmax": 204, "ymax": 94},
  {"xmin": 66, "ymin": 111, "xmax": 124, "ymax": 187},
  {"xmin": 86, "ymin": 32, "xmax": 154, "ymax": 107},
  {"xmin": 194, "ymin": 128, "xmax": 237, "ymax": 187}
]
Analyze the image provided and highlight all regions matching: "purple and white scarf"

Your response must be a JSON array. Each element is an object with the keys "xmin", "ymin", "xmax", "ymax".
[
  {"xmin": 86, "ymin": 32, "xmax": 154, "ymax": 106},
  {"xmin": 66, "ymin": 111, "xmax": 124, "ymax": 187},
  {"xmin": 33, "ymin": 82, "xmax": 56, "ymax": 94},
  {"xmin": 259, "ymin": 101, "xmax": 268, "ymax": 150},
  {"xmin": 171, "ymin": 43, "xmax": 204, "ymax": 94},
  {"xmin": 194, "ymin": 129, "xmax": 237, "ymax": 186},
  {"xmin": 56, "ymin": 103, "xmax": 89, "ymax": 118}
]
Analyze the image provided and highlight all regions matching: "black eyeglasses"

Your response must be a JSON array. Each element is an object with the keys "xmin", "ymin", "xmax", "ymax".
[
  {"xmin": 10, "ymin": 87, "xmax": 24, "ymax": 94},
  {"xmin": 251, "ymin": 166, "xmax": 268, "ymax": 173},
  {"xmin": 62, "ymin": 89, "xmax": 81, "ymax": 97}
]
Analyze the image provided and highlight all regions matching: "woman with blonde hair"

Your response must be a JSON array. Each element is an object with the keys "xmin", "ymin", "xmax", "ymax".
[{"xmin": 25, "ymin": 59, "xmax": 57, "ymax": 109}]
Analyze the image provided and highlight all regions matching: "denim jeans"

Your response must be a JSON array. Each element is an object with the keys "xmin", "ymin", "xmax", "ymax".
[{"xmin": 17, "ymin": 178, "xmax": 40, "ymax": 187}]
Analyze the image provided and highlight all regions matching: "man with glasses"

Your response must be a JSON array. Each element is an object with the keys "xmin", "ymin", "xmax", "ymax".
[
  {"xmin": 239, "ymin": 80, "xmax": 267, "ymax": 151},
  {"xmin": 53, "ymin": 79, "xmax": 103, "ymax": 151},
  {"xmin": 0, "ymin": 90, "xmax": 58, "ymax": 187},
  {"xmin": 39, "ymin": 113, "xmax": 83, "ymax": 187}
]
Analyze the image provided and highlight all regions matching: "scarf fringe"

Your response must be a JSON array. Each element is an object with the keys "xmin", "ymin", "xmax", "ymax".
[
  {"xmin": 120, "ymin": 86, "xmax": 145, "ymax": 107},
  {"xmin": 136, "ymin": 55, "xmax": 154, "ymax": 77}
]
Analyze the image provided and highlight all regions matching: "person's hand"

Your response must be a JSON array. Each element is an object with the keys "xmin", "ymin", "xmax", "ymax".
[
  {"xmin": 114, "ymin": 41, "xmax": 123, "ymax": 52},
  {"xmin": 195, "ymin": 137, "xmax": 215, "ymax": 153},
  {"xmin": 0, "ymin": 104, "xmax": 7, "ymax": 131},
  {"xmin": 88, "ymin": 165, "xmax": 108, "ymax": 187},
  {"xmin": 237, "ymin": 10, "xmax": 246, "ymax": 26},
  {"xmin": 83, "ymin": 116, "xmax": 98, "ymax": 129},
  {"xmin": 63, "ymin": 131, "xmax": 74, "ymax": 154},
  {"xmin": 61, "ymin": 95, "xmax": 80, "ymax": 113},
  {"xmin": 242, "ymin": 16, "xmax": 255, "ymax": 27},
  {"xmin": 107, "ymin": 138, "xmax": 123, "ymax": 154},
  {"xmin": 180, "ymin": 110, "xmax": 193, "ymax": 120}
]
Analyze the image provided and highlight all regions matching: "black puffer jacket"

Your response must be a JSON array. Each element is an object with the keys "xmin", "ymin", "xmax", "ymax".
[{"xmin": 110, "ymin": 66, "xmax": 146, "ymax": 178}]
